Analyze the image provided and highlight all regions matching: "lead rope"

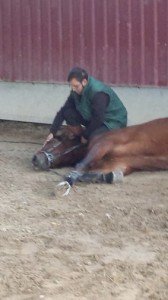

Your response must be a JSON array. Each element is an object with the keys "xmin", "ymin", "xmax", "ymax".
[{"xmin": 57, "ymin": 181, "xmax": 72, "ymax": 196}]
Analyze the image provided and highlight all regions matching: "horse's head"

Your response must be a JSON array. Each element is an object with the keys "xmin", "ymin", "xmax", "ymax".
[
  {"xmin": 32, "ymin": 138, "xmax": 62, "ymax": 170},
  {"xmin": 32, "ymin": 127, "xmax": 87, "ymax": 170}
]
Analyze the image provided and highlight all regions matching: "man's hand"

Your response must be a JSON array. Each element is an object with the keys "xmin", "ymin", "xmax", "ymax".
[{"xmin": 43, "ymin": 133, "xmax": 54, "ymax": 147}]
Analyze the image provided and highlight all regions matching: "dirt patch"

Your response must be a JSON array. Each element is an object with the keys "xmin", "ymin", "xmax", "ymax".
[{"xmin": 0, "ymin": 120, "xmax": 168, "ymax": 300}]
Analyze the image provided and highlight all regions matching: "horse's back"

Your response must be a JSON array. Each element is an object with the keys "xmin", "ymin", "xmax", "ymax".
[{"xmin": 90, "ymin": 117, "xmax": 168, "ymax": 147}]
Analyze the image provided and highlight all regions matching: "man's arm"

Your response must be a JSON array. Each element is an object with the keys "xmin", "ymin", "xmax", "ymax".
[
  {"xmin": 50, "ymin": 93, "xmax": 76, "ymax": 136},
  {"xmin": 44, "ymin": 93, "xmax": 75, "ymax": 145}
]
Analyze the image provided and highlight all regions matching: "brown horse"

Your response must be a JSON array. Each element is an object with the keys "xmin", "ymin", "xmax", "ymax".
[
  {"xmin": 32, "ymin": 127, "xmax": 87, "ymax": 170},
  {"xmin": 64, "ymin": 118, "xmax": 168, "ymax": 187},
  {"xmin": 32, "ymin": 118, "xmax": 168, "ymax": 193}
]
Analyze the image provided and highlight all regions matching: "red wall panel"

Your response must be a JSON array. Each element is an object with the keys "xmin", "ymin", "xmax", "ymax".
[{"xmin": 0, "ymin": 0, "xmax": 167, "ymax": 86}]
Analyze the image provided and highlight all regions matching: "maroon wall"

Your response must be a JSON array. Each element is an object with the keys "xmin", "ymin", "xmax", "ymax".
[{"xmin": 0, "ymin": 0, "xmax": 167, "ymax": 86}]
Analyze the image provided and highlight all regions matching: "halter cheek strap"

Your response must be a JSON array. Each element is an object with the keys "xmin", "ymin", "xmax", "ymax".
[
  {"xmin": 40, "ymin": 140, "xmax": 62, "ymax": 168},
  {"xmin": 41, "ymin": 151, "xmax": 54, "ymax": 168}
]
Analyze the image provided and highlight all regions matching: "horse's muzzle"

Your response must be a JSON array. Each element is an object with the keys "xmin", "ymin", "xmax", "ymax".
[{"xmin": 32, "ymin": 153, "xmax": 50, "ymax": 170}]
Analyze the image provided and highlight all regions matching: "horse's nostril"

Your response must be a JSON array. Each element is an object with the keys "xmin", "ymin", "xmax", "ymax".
[{"xmin": 32, "ymin": 155, "xmax": 38, "ymax": 166}]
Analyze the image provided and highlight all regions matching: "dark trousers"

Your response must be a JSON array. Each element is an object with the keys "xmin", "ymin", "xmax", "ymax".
[{"xmin": 63, "ymin": 108, "xmax": 109, "ymax": 139}]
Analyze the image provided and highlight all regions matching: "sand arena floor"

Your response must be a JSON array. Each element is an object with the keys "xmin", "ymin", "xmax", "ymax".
[{"xmin": 0, "ymin": 120, "xmax": 168, "ymax": 300}]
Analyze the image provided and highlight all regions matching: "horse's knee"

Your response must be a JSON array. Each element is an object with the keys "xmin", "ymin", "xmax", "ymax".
[{"xmin": 75, "ymin": 161, "xmax": 86, "ymax": 171}]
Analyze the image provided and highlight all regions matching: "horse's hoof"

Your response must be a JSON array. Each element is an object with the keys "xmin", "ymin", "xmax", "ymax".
[
  {"xmin": 64, "ymin": 170, "xmax": 82, "ymax": 186},
  {"xmin": 64, "ymin": 175, "xmax": 74, "ymax": 187},
  {"xmin": 112, "ymin": 170, "xmax": 124, "ymax": 183}
]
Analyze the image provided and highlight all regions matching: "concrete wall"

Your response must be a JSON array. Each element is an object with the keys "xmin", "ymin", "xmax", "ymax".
[{"xmin": 0, "ymin": 82, "xmax": 168, "ymax": 126}]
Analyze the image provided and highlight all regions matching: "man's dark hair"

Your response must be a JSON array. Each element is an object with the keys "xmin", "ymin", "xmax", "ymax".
[{"xmin": 67, "ymin": 67, "xmax": 88, "ymax": 82}]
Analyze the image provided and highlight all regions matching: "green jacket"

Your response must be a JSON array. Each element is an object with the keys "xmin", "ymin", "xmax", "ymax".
[{"xmin": 73, "ymin": 76, "xmax": 127, "ymax": 129}]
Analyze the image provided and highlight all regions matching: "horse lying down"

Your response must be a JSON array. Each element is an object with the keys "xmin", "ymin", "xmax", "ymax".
[
  {"xmin": 32, "ymin": 118, "xmax": 168, "ymax": 194},
  {"xmin": 32, "ymin": 126, "xmax": 87, "ymax": 170}
]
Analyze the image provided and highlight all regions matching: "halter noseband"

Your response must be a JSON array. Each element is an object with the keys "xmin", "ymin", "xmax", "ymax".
[
  {"xmin": 41, "ymin": 151, "xmax": 54, "ymax": 168},
  {"xmin": 41, "ymin": 143, "xmax": 84, "ymax": 168}
]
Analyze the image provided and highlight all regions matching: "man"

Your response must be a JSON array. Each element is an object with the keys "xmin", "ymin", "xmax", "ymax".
[{"xmin": 44, "ymin": 67, "xmax": 127, "ymax": 145}]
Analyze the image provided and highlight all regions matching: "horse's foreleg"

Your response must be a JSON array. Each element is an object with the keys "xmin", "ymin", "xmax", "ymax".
[
  {"xmin": 63, "ymin": 143, "xmax": 105, "ymax": 186},
  {"xmin": 77, "ymin": 158, "xmax": 130, "ymax": 184},
  {"xmin": 64, "ymin": 157, "xmax": 129, "ymax": 187},
  {"xmin": 75, "ymin": 142, "xmax": 109, "ymax": 172}
]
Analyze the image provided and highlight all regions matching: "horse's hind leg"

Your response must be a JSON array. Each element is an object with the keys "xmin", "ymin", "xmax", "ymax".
[{"xmin": 87, "ymin": 155, "xmax": 168, "ymax": 180}]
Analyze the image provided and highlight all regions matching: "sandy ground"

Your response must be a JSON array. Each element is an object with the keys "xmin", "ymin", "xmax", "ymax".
[{"xmin": 0, "ymin": 120, "xmax": 168, "ymax": 300}]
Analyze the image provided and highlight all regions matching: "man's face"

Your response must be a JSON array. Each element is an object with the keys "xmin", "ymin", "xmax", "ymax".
[{"xmin": 69, "ymin": 78, "xmax": 87, "ymax": 95}]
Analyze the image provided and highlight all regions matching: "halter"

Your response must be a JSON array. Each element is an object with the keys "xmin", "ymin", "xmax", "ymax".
[
  {"xmin": 41, "ymin": 143, "xmax": 84, "ymax": 168},
  {"xmin": 41, "ymin": 151, "xmax": 54, "ymax": 168}
]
